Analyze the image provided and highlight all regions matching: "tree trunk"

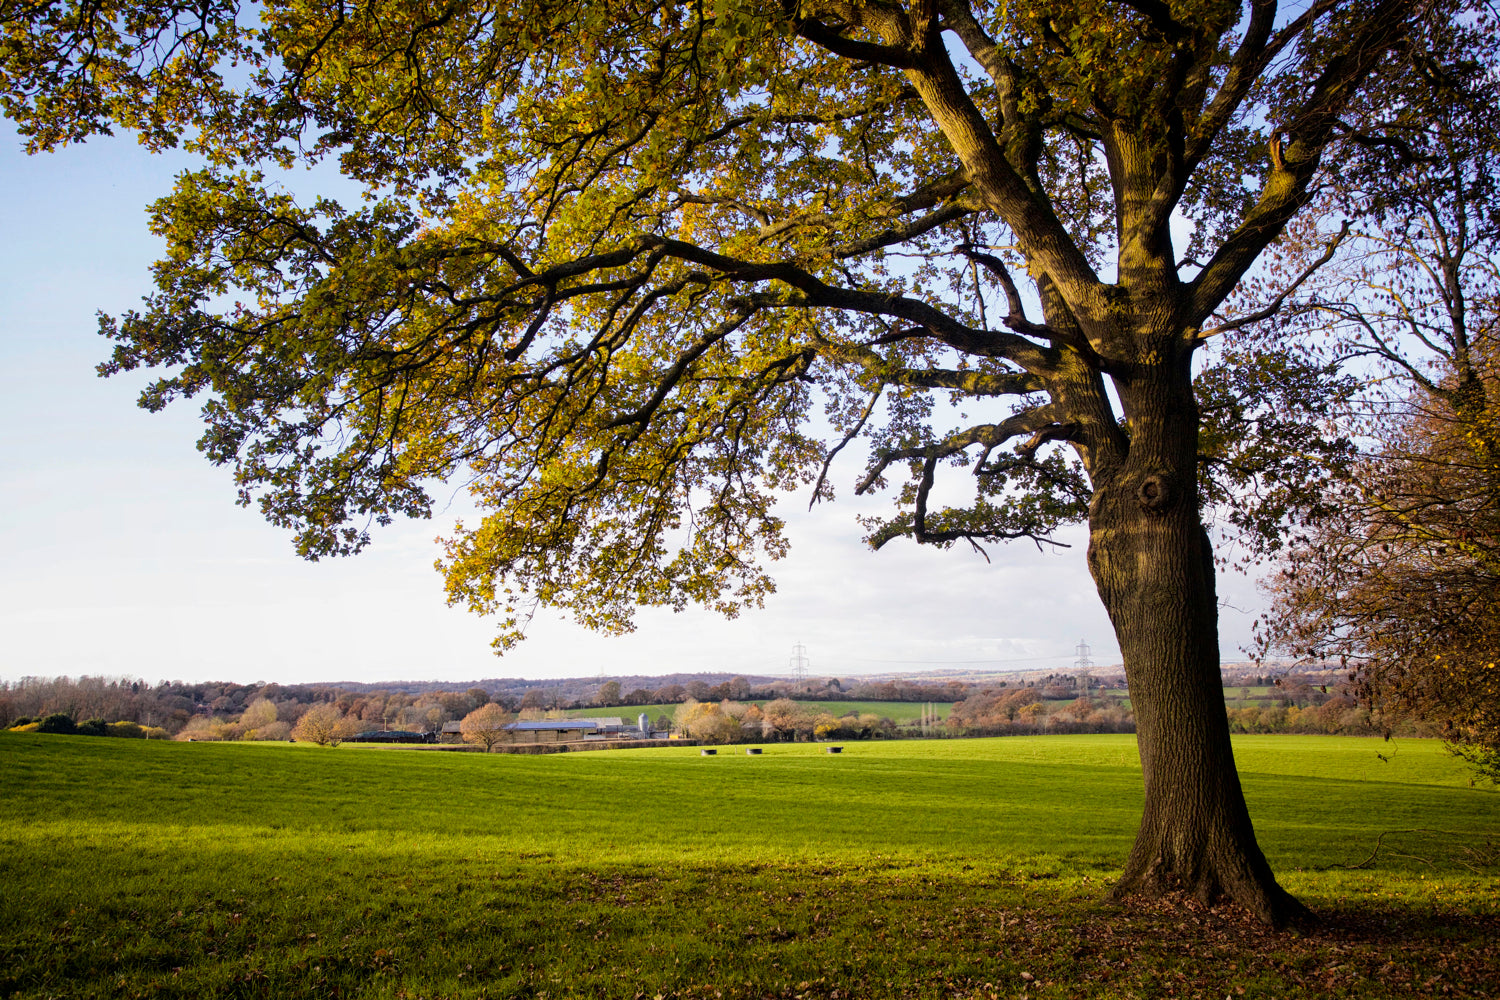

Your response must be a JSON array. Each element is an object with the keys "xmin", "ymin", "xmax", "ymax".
[{"xmin": 1086, "ymin": 359, "xmax": 1309, "ymax": 927}]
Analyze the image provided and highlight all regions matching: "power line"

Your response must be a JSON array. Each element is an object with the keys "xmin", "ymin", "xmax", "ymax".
[
  {"xmin": 850, "ymin": 653, "xmax": 1087, "ymax": 665},
  {"xmin": 1075, "ymin": 638, "xmax": 1095, "ymax": 688},
  {"xmin": 789, "ymin": 642, "xmax": 809, "ymax": 685}
]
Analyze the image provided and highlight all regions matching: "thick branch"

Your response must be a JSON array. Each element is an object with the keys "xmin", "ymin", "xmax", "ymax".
[
  {"xmin": 837, "ymin": 201, "xmax": 978, "ymax": 258},
  {"xmin": 936, "ymin": 0, "xmax": 1011, "ymax": 92},
  {"xmin": 815, "ymin": 334, "xmax": 1045, "ymax": 395},
  {"xmin": 855, "ymin": 404, "xmax": 1065, "ymax": 495},
  {"xmin": 1018, "ymin": 421, "xmax": 1080, "ymax": 459},
  {"xmin": 634, "ymin": 236, "xmax": 1054, "ymax": 370},
  {"xmin": 463, "ymin": 233, "xmax": 1045, "ymax": 368},
  {"xmin": 1185, "ymin": 0, "xmax": 1338, "ymax": 171},
  {"xmin": 960, "ymin": 246, "xmax": 1054, "ymax": 339},
  {"xmin": 792, "ymin": 11, "xmax": 916, "ymax": 69},
  {"xmin": 890, "ymin": 9, "xmax": 1113, "ymax": 332},
  {"xmin": 757, "ymin": 170, "xmax": 977, "ymax": 257}
]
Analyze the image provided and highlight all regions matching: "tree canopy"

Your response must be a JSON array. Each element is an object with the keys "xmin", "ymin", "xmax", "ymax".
[
  {"xmin": 3, "ymin": 0, "xmax": 1479, "ymax": 923},
  {"xmin": 1, "ymin": 0, "xmax": 1413, "ymax": 635}
]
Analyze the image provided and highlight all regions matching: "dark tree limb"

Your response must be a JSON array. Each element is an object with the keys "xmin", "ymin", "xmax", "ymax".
[{"xmin": 855, "ymin": 404, "xmax": 1065, "ymax": 495}]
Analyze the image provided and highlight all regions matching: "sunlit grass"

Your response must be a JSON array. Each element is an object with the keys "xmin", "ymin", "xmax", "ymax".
[{"xmin": 1, "ymin": 733, "xmax": 1495, "ymax": 999}]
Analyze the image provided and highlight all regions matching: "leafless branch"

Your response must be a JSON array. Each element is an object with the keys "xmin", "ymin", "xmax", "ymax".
[
  {"xmin": 1197, "ymin": 221, "xmax": 1351, "ymax": 339},
  {"xmin": 810, "ymin": 384, "xmax": 884, "ymax": 509}
]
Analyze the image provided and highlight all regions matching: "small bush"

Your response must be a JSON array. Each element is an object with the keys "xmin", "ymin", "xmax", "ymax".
[
  {"xmin": 35, "ymin": 714, "xmax": 77, "ymax": 735},
  {"xmin": 175, "ymin": 715, "xmax": 239, "ymax": 741},
  {"xmin": 105, "ymin": 721, "xmax": 146, "ymax": 739},
  {"xmin": 245, "ymin": 721, "xmax": 292, "ymax": 741},
  {"xmin": 77, "ymin": 718, "xmax": 109, "ymax": 737}
]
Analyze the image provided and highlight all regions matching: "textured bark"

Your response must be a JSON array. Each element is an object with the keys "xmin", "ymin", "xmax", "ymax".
[{"xmin": 1086, "ymin": 353, "xmax": 1309, "ymax": 927}]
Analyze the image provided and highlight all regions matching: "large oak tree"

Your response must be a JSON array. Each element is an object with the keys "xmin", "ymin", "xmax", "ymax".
[{"xmin": 2, "ymin": 0, "xmax": 1464, "ymax": 922}]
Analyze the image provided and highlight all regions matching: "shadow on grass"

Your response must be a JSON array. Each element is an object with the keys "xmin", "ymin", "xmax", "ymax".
[{"xmin": 3, "ymin": 858, "xmax": 1497, "ymax": 1000}]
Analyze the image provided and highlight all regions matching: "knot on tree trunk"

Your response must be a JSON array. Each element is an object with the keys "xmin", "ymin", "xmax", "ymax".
[{"xmin": 1136, "ymin": 473, "xmax": 1176, "ymax": 514}]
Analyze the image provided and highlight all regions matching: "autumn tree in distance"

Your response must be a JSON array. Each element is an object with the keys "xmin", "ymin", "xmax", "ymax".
[
  {"xmin": 2, "ymin": 0, "xmax": 1482, "ymax": 924},
  {"xmin": 1253, "ymin": 14, "xmax": 1500, "ymax": 781},
  {"xmin": 292, "ymin": 704, "xmax": 358, "ymax": 747},
  {"xmin": 460, "ymin": 703, "xmax": 517, "ymax": 751}
]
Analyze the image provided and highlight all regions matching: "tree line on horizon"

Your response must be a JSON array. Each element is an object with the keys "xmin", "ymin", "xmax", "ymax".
[
  {"xmin": 0, "ymin": 673, "xmax": 1027, "ymax": 739},
  {"xmin": 0, "ymin": 671, "xmax": 1088, "ymax": 735},
  {"xmin": 4, "ymin": 670, "xmax": 1435, "ymax": 746}
]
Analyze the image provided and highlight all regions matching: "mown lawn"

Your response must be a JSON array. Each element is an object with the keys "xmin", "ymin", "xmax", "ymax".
[{"xmin": 0, "ymin": 733, "xmax": 1495, "ymax": 999}]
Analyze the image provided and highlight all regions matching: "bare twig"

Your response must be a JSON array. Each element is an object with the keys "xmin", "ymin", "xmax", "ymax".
[
  {"xmin": 1320, "ymin": 828, "xmax": 1438, "ymax": 870},
  {"xmin": 1197, "ymin": 221, "xmax": 1351, "ymax": 339},
  {"xmin": 810, "ymin": 384, "xmax": 884, "ymax": 509}
]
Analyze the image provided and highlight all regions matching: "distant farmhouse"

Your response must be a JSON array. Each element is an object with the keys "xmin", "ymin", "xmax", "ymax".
[
  {"xmin": 344, "ymin": 729, "xmax": 437, "ymax": 744},
  {"xmin": 439, "ymin": 713, "xmax": 663, "ymax": 745}
]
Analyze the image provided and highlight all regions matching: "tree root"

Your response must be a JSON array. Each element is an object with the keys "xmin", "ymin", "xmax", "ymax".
[{"xmin": 1111, "ymin": 858, "xmax": 1313, "ymax": 929}]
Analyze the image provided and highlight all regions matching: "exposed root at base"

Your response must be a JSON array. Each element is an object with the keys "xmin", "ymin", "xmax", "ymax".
[{"xmin": 1109, "ymin": 868, "xmax": 1314, "ymax": 930}]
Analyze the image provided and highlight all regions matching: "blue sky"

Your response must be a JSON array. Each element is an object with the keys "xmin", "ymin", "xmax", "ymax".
[{"xmin": 0, "ymin": 123, "xmax": 1272, "ymax": 686}]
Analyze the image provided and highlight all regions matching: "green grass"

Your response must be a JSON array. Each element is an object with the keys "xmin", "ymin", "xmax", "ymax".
[
  {"xmin": 734, "ymin": 699, "xmax": 955, "ymax": 722},
  {"xmin": 563, "ymin": 700, "xmax": 954, "ymax": 723},
  {"xmin": 1, "ymin": 733, "xmax": 1495, "ymax": 999},
  {"xmin": 561, "ymin": 703, "xmax": 681, "ymax": 720}
]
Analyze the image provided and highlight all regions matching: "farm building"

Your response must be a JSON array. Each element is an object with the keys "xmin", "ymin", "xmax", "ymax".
[
  {"xmin": 508, "ymin": 719, "xmax": 600, "ymax": 743},
  {"xmin": 509, "ymin": 718, "xmax": 655, "ymax": 742},
  {"xmin": 439, "ymin": 714, "xmax": 659, "ymax": 744},
  {"xmin": 344, "ymin": 730, "xmax": 436, "ymax": 744}
]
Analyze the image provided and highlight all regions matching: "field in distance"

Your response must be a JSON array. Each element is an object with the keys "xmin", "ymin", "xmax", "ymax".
[
  {"xmin": 1, "ymin": 733, "xmax": 1495, "ymax": 999},
  {"xmin": 565, "ymin": 700, "xmax": 956, "ymax": 723}
]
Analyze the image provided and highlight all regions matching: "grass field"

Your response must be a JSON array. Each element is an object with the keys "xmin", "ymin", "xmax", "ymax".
[
  {"xmin": 562, "ymin": 701, "xmax": 955, "ymax": 724},
  {"xmin": 563, "ymin": 703, "xmax": 681, "ymax": 721},
  {"xmin": 1, "ymin": 733, "xmax": 1495, "ymax": 999}
]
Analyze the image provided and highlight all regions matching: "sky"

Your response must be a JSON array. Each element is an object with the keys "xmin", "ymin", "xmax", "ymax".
[{"xmin": 0, "ymin": 124, "xmax": 1271, "ymax": 688}]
